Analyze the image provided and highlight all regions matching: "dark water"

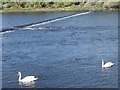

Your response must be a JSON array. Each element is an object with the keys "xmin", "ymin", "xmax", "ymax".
[{"xmin": 2, "ymin": 11, "xmax": 118, "ymax": 88}]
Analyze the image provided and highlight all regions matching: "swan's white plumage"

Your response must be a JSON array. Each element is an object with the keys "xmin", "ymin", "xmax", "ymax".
[
  {"xmin": 102, "ymin": 59, "xmax": 114, "ymax": 68},
  {"xmin": 17, "ymin": 72, "xmax": 38, "ymax": 82}
]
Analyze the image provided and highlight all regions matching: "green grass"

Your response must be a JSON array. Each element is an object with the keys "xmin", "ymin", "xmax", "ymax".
[
  {"xmin": 2, "ymin": 7, "xmax": 111, "ymax": 13},
  {"xmin": 4, "ymin": 8, "xmax": 34, "ymax": 11}
]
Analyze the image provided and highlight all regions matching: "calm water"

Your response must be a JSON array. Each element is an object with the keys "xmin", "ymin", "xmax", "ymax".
[{"xmin": 2, "ymin": 11, "xmax": 118, "ymax": 88}]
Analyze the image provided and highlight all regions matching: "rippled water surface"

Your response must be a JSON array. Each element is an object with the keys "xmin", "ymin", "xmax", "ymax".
[{"xmin": 2, "ymin": 11, "xmax": 118, "ymax": 88}]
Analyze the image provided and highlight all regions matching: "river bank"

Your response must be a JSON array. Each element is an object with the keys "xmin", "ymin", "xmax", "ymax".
[
  {"xmin": 1, "ymin": 7, "xmax": 118, "ymax": 14},
  {"xmin": 1, "ymin": 8, "xmax": 88, "ymax": 13},
  {"xmin": 1, "ymin": 2, "xmax": 119, "ymax": 13}
]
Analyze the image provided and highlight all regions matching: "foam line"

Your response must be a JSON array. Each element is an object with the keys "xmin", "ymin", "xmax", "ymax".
[
  {"xmin": 0, "ymin": 27, "xmax": 20, "ymax": 34},
  {"xmin": 0, "ymin": 30, "xmax": 14, "ymax": 35}
]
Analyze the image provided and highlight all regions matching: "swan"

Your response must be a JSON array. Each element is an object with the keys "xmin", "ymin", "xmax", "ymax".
[
  {"xmin": 102, "ymin": 59, "xmax": 114, "ymax": 68},
  {"xmin": 17, "ymin": 72, "xmax": 38, "ymax": 82}
]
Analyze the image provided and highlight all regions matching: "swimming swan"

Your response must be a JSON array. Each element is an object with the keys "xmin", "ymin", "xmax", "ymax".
[
  {"xmin": 17, "ymin": 72, "xmax": 38, "ymax": 82},
  {"xmin": 102, "ymin": 59, "xmax": 114, "ymax": 68}
]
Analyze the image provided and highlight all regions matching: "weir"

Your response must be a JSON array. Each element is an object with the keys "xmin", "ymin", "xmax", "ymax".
[
  {"xmin": 16, "ymin": 11, "xmax": 91, "ymax": 29},
  {"xmin": 1, "ymin": 11, "xmax": 91, "ymax": 33}
]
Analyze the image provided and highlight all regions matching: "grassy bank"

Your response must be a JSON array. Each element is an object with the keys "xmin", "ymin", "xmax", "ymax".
[{"xmin": 0, "ymin": 1, "xmax": 119, "ymax": 13}]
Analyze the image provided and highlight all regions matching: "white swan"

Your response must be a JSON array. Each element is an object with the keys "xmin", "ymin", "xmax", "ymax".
[
  {"xmin": 17, "ymin": 72, "xmax": 38, "ymax": 82},
  {"xmin": 102, "ymin": 59, "xmax": 114, "ymax": 68}
]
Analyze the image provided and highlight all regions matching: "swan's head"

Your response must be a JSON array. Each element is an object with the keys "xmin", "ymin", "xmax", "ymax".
[{"xmin": 17, "ymin": 72, "xmax": 21, "ymax": 76}]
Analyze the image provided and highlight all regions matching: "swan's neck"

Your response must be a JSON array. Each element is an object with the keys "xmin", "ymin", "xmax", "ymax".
[
  {"xmin": 18, "ymin": 73, "xmax": 22, "ymax": 82},
  {"xmin": 102, "ymin": 59, "xmax": 104, "ymax": 68}
]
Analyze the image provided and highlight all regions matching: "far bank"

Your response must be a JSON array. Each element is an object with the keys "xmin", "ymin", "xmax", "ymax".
[
  {"xmin": 1, "ymin": 2, "xmax": 119, "ymax": 13},
  {"xmin": 1, "ymin": 7, "xmax": 119, "ymax": 14}
]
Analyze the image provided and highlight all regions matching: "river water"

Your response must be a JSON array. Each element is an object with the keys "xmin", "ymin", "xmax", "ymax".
[{"xmin": 2, "ymin": 11, "xmax": 118, "ymax": 88}]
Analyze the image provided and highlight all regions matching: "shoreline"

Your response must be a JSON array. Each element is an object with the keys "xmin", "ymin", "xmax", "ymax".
[
  {"xmin": 1, "ymin": 9, "xmax": 84, "ymax": 13},
  {"xmin": 1, "ymin": 2, "xmax": 119, "ymax": 13},
  {"xmin": 1, "ymin": 9, "xmax": 119, "ymax": 14},
  {"xmin": 1, "ymin": 10, "xmax": 85, "ymax": 14},
  {"xmin": 0, "ymin": 7, "xmax": 112, "ymax": 13}
]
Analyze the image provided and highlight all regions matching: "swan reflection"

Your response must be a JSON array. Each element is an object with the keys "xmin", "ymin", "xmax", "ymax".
[{"xmin": 18, "ymin": 81, "xmax": 36, "ymax": 88}]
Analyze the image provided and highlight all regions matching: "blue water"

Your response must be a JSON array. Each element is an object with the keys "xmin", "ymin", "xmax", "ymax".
[{"xmin": 2, "ymin": 11, "xmax": 118, "ymax": 88}]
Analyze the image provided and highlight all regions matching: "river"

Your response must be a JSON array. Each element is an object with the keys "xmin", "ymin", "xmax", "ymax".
[{"xmin": 2, "ymin": 11, "xmax": 118, "ymax": 88}]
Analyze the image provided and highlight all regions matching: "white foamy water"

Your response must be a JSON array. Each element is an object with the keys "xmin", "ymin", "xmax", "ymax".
[{"xmin": 0, "ymin": 30, "xmax": 14, "ymax": 35}]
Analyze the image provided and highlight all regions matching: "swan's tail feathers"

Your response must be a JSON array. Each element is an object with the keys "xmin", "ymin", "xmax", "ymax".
[
  {"xmin": 112, "ymin": 63, "xmax": 114, "ymax": 66},
  {"xmin": 34, "ymin": 78, "xmax": 38, "ymax": 81}
]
